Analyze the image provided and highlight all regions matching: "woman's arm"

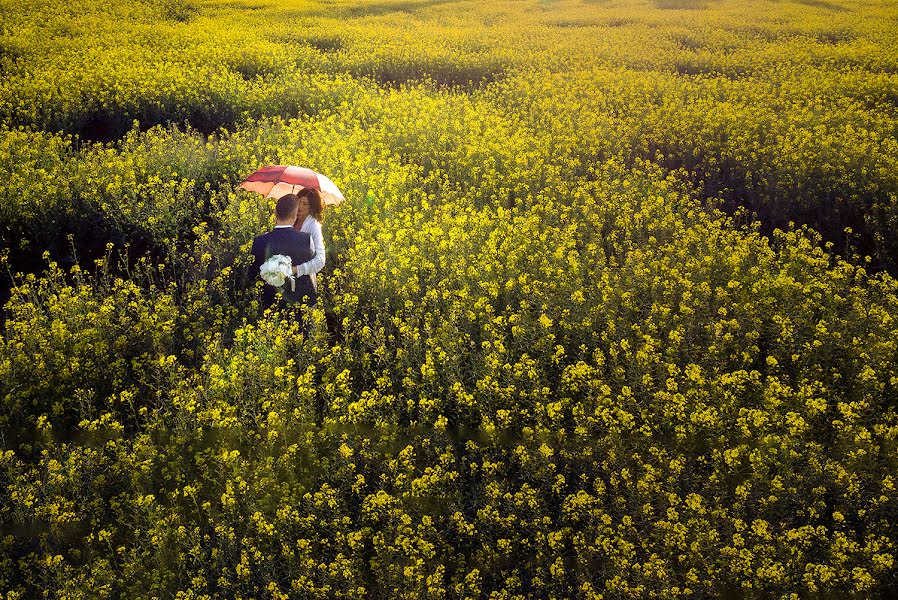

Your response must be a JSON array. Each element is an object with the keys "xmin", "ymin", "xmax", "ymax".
[{"xmin": 294, "ymin": 220, "xmax": 325, "ymax": 277}]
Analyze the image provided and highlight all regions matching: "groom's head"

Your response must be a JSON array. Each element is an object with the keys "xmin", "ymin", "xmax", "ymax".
[{"xmin": 275, "ymin": 193, "xmax": 300, "ymax": 225}]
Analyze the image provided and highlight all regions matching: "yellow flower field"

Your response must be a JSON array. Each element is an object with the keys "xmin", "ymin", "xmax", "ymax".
[{"xmin": 1, "ymin": 0, "xmax": 898, "ymax": 597}]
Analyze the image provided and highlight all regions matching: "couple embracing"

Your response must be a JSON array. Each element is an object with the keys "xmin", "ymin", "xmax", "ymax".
[{"xmin": 250, "ymin": 189, "xmax": 325, "ymax": 314}]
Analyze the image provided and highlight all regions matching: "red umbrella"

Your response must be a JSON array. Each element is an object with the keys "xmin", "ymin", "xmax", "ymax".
[{"xmin": 239, "ymin": 165, "xmax": 345, "ymax": 205}]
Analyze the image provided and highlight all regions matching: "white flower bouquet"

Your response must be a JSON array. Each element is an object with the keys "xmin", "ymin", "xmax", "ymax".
[{"xmin": 259, "ymin": 254, "xmax": 295, "ymax": 292}]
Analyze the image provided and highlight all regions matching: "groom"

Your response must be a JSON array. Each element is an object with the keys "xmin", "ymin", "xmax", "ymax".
[{"xmin": 250, "ymin": 193, "xmax": 317, "ymax": 310}]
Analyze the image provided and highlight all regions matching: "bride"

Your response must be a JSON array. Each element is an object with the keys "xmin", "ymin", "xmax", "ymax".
[{"xmin": 291, "ymin": 188, "xmax": 325, "ymax": 305}]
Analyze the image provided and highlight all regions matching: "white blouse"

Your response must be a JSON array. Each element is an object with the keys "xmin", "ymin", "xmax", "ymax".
[{"xmin": 294, "ymin": 215, "xmax": 325, "ymax": 290}]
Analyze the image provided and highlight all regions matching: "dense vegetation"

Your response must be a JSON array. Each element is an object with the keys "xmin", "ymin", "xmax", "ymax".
[{"xmin": 1, "ymin": 0, "xmax": 897, "ymax": 597}]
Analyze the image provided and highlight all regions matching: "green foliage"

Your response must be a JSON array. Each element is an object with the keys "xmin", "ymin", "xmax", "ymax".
[{"xmin": 158, "ymin": 0, "xmax": 200, "ymax": 22}]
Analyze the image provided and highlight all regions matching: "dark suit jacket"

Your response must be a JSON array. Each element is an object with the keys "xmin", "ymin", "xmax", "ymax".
[{"xmin": 250, "ymin": 227, "xmax": 317, "ymax": 307}]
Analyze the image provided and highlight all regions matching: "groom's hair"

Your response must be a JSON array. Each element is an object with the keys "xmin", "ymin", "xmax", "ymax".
[{"xmin": 275, "ymin": 194, "xmax": 300, "ymax": 220}]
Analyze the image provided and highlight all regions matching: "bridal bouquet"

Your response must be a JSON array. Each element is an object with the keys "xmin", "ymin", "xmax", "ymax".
[{"xmin": 259, "ymin": 254, "xmax": 295, "ymax": 291}]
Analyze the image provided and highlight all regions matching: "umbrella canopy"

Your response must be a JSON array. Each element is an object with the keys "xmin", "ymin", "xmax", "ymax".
[{"xmin": 239, "ymin": 165, "xmax": 345, "ymax": 205}]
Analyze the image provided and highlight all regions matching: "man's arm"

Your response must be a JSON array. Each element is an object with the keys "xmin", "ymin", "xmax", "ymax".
[{"xmin": 288, "ymin": 231, "xmax": 313, "ymax": 269}]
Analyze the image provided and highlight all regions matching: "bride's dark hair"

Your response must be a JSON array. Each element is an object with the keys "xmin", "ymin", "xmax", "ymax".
[{"xmin": 297, "ymin": 188, "xmax": 324, "ymax": 222}]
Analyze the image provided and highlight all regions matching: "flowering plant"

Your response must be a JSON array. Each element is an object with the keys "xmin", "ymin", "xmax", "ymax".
[{"xmin": 259, "ymin": 254, "xmax": 295, "ymax": 291}]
